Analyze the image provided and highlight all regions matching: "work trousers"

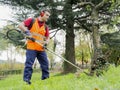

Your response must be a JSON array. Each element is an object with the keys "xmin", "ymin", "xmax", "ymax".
[{"xmin": 23, "ymin": 49, "xmax": 49, "ymax": 82}]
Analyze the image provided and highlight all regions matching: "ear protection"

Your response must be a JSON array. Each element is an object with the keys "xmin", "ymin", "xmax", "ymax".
[{"xmin": 40, "ymin": 11, "xmax": 45, "ymax": 17}]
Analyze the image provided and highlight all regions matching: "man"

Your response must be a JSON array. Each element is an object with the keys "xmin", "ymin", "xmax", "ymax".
[{"xmin": 18, "ymin": 9, "xmax": 51, "ymax": 85}]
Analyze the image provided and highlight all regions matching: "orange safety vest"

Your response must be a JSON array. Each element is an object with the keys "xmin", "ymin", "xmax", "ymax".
[{"xmin": 27, "ymin": 19, "xmax": 46, "ymax": 51}]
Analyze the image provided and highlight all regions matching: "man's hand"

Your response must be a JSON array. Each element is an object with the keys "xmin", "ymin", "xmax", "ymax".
[
  {"xmin": 24, "ymin": 30, "xmax": 31, "ymax": 36},
  {"xmin": 24, "ymin": 30, "xmax": 36, "ymax": 42},
  {"xmin": 43, "ymin": 43, "xmax": 47, "ymax": 49}
]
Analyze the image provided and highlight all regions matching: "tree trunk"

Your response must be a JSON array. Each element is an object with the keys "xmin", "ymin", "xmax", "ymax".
[
  {"xmin": 63, "ymin": 1, "xmax": 76, "ymax": 73},
  {"xmin": 81, "ymin": 50, "xmax": 84, "ymax": 68},
  {"xmin": 90, "ymin": 9, "xmax": 102, "ymax": 75}
]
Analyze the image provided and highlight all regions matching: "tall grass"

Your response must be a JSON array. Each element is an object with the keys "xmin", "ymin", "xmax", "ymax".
[{"xmin": 0, "ymin": 65, "xmax": 120, "ymax": 90}]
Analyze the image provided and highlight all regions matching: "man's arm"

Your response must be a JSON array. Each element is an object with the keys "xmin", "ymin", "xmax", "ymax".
[
  {"xmin": 18, "ymin": 22, "xmax": 28, "ymax": 32},
  {"xmin": 18, "ymin": 21, "xmax": 35, "ymax": 42},
  {"xmin": 18, "ymin": 22, "xmax": 32, "ymax": 36},
  {"xmin": 45, "ymin": 26, "xmax": 50, "ymax": 44},
  {"xmin": 18, "ymin": 18, "xmax": 33, "ymax": 32}
]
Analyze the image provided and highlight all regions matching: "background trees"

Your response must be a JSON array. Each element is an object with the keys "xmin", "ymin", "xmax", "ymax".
[{"xmin": 0, "ymin": 0, "xmax": 120, "ymax": 75}]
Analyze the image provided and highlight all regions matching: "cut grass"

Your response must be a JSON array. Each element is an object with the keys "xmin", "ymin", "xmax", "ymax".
[{"xmin": 0, "ymin": 65, "xmax": 120, "ymax": 90}]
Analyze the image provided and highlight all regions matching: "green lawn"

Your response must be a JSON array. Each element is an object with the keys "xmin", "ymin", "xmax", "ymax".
[{"xmin": 0, "ymin": 65, "xmax": 120, "ymax": 90}]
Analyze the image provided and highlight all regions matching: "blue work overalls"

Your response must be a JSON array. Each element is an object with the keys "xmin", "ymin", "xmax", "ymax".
[{"xmin": 23, "ymin": 49, "xmax": 49, "ymax": 82}]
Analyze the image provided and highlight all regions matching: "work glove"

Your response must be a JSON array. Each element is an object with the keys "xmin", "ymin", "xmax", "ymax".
[
  {"xmin": 24, "ymin": 30, "xmax": 35, "ymax": 42},
  {"xmin": 43, "ymin": 43, "xmax": 47, "ymax": 49},
  {"xmin": 24, "ymin": 30, "xmax": 31, "ymax": 36}
]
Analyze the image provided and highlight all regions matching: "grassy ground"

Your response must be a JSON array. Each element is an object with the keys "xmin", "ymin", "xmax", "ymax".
[{"xmin": 0, "ymin": 65, "xmax": 120, "ymax": 90}]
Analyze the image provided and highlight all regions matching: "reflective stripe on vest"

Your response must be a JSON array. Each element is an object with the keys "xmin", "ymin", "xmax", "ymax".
[{"xmin": 27, "ymin": 19, "xmax": 46, "ymax": 51}]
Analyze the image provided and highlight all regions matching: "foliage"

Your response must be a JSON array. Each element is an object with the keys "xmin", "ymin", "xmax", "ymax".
[
  {"xmin": 75, "ymin": 42, "xmax": 91, "ymax": 62},
  {"xmin": 0, "ymin": 63, "xmax": 24, "ymax": 70},
  {"xmin": 101, "ymin": 31, "xmax": 120, "ymax": 48},
  {"xmin": 92, "ymin": 57, "xmax": 110, "ymax": 76},
  {"xmin": 0, "ymin": 0, "xmax": 120, "ymax": 74},
  {"xmin": 1, "ymin": 0, "xmax": 119, "ymax": 32},
  {"xmin": 7, "ymin": 29, "xmax": 26, "ymax": 49},
  {"xmin": 0, "ymin": 65, "xmax": 120, "ymax": 90},
  {"xmin": 0, "ymin": 31, "xmax": 8, "ymax": 51},
  {"xmin": 101, "ymin": 44, "xmax": 120, "ymax": 66},
  {"xmin": 0, "ymin": 38, "xmax": 8, "ymax": 51},
  {"xmin": 100, "ymin": 30, "xmax": 120, "ymax": 66},
  {"xmin": 0, "ymin": 25, "xmax": 26, "ymax": 49},
  {"xmin": 0, "ymin": 0, "xmax": 64, "ymax": 30}
]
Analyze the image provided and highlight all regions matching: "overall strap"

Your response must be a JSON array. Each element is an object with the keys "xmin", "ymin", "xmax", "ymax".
[{"xmin": 29, "ymin": 18, "xmax": 35, "ymax": 30}]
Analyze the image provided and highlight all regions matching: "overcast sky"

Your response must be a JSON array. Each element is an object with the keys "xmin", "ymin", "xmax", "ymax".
[
  {"xmin": 0, "ymin": 5, "xmax": 25, "ymax": 63},
  {"xmin": 0, "ymin": 5, "xmax": 12, "ymax": 28}
]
